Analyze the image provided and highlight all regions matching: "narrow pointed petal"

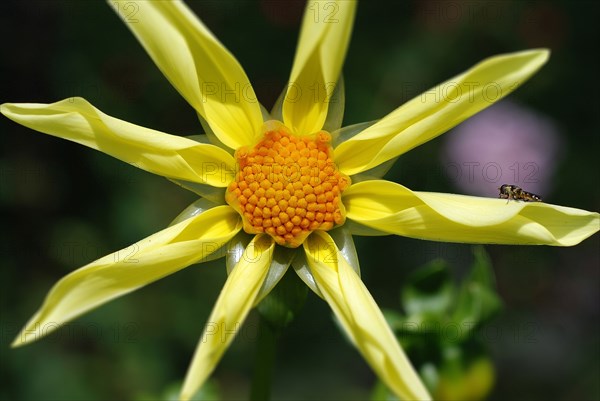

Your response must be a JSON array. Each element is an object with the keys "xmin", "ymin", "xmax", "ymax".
[
  {"xmin": 283, "ymin": 0, "xmax": 356, "ymax": 135},
  {"xmin": 304, "ymin": 231, "xmax": 431, "ymax": 400},
  {"xmin": 12, "ymin": 206, "xmax": 242, "ymax": 348},
  {"xmin": 180, "ymin": 235, "xmax": 275, "ymax": 401},
  {"xmin": 169, "ymin": 199, "xmax": 232, "ymax": 264},
  {"xmin": 335, "ymin": 49, "xmax": 550, "ymax": 175},
  {"xmin": 169, "ymin": 198, "xmax": 220, "ymax": 226},
  {"xmin": 293, "ymin": 227, "xmax": 359, "ymax": 298},
  {"xmin": 224, "ymin": 232, "xmax": 292, "ymax": 303},
  {"xmin": 1, "ymin": 98, "xmax": 236, "ymax": 187},
  {"xmin": 327, "ymin": 226, "xmax": 360, "ymax": 276},
  {"xmin": 344, "ymin": 180, "xmax": 600, "ymax": 246},
  {"xmin": 292, "ymin": 250, "xmax": 323, "ymax": 298},
  {"xmin": 255, "ymin": 246, "xmax": 295, "ymax": 304},
  {"xmin": 109, "ymin": 0, "xmax": 263, "ymax": 149}
]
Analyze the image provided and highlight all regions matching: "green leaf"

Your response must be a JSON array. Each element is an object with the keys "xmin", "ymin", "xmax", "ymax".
[
  {"xmin": 469, "ymin": 245, "xmax": 496, "ymax": 289},
  {"xmin": 453, "ymin": 285, "xmax": 502, "ymax": 330},
  {"xmin": 452, "ymin": 247, "xmax": 502, "ymax": 330},
  {"xmin": 401, "ymin": 259, "xmax": 454, "ymax": 317},
  {"xmin": 370, "ymin": 379, "xmax": 400, "ymax": 401},
  {"xmin": 435, "ymin": 344, "xmax": 495, "ymax": 401},
  {"xmin": 381, "ymin": 308, "xmax": 405, "ymax": 332}
]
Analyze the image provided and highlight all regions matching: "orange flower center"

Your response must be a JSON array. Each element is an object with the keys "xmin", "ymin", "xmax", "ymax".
[{"xmin": 226, "ymin": 121, "xmax": 349, "ymax": 248}]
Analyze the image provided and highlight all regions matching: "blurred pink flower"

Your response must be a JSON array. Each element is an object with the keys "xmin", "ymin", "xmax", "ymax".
[{"xmin": 442, "ymin": 100, "xmax": 563, "ymax": 198}]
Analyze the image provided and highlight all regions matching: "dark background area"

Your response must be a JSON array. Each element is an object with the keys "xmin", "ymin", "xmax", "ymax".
[{"xmin": 1, "ymin": 1, "xmax": 598, "ymax": 400}]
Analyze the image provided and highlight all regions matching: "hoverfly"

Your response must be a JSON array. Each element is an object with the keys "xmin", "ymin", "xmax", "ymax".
[{"xmin": 498, "ymin": 184, "xmax": 542, "ymax": 203}]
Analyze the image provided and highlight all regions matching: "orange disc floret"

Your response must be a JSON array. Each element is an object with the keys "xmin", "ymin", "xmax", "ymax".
[{"xmin": 226, "ymin": 121, "xmax": 350, "ymax": 248}]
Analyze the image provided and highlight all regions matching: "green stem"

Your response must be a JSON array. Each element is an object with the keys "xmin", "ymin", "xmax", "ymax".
[{"xmin": 250, "ymin": 317, "xmax": 278, "ymax": 401}]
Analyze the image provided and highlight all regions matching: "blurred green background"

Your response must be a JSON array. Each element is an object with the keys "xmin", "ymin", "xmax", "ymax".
[{"xmin": 1, "ymin": 0, "xmax": 598, "ymax": 400}]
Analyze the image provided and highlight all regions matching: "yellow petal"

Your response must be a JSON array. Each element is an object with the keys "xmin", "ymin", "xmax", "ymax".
[
  {"xmin": 180, "ymin": 234, "xmax": 275, "ymax": 401},
  {"xmin": 335, "ymin": 49, "xmax": 550, "ymax": 175},
  {"xmin": 304, "ymin": 231, "xmax": 431, "ymax": 400},
  {"xmin": 12, "ymin": 206, "xmax": 242, "ymax": 347},
  {"xmin": 109, "ymin": 0, "xmax": 263, "ymax": 149},
  {"xmin": 344, "ymin": 180, "xmax": 600, "ymax": 246},
  {"xmin": 224, "ymin": 232, "xmax": 292, "ymax": 304},
  {"xmin": 1, "ymin": 98, "xmax": 236, "ymax": 187},
  {"xmin": 168, "ymin": 199, "xmax": 234, "ymax": 264},
  {"xmin": 293, "ymin": 226, "xmax": 360, "ymax": 298},
  {"xmin": 283, "ymin": 0, "xmax": 356, "ymax": 135}
]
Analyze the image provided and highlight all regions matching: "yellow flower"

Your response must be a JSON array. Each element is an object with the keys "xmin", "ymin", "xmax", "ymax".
[{"xmin": 2, "ymin": 1, "xmax": 598, "ymax": 400}]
